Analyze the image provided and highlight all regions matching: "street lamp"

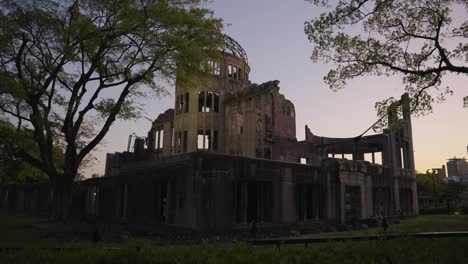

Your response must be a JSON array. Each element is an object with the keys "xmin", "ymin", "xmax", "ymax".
[{"xmin": 426, "ymin": 168, "xmax": 439, "ymax": 197}]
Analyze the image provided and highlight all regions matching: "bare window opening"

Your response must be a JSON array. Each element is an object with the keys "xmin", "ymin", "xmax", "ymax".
[
  {"xmin": 155, "ymin": 129, "xmax": 164, "ymax": 149},
  {"xmin": 175, "ymin": 96, "xmax": 179, "ymax": 115},
  {"xmin": 214, "ymin": 62, "xmax": 220, "ymax": 75},
  {"xmin": 198, "ymin": 91, "xmax": 205, "ymax": 112},
  {"xmin": 214, "ymin": 92, "xmax": 219, "ymax": 112},
  {"xmin": 171, "ymin": 127, "xmax": 174, "ymax": 149},
  {"xmin": 328, "ymin": 153, "xmax": 334, "ymax": 158},
  {"xmin": 232, "ymin": 65, "xmax": 238, "ymax": 79},
  {"xmin": 299, "ymin": 158, "xmax": 307, "ymax": 164},
  {"xmin": 181, "ymin": 95, "xmax": 184, "ymax": 114},
  {"xmin": 198, "ymin": 91, "xmax": 218, "ymax": 113},
  {"xmin": 177, "ymin": 132, "xmax": 181, "ymax": 153},
  {"xmin": 228, "ymin": 64, "xmax": 233, "ymax": 78},
  {"xmin": 208, "ymin": 60, "xmax": 220, "ymax": 76},
  {"xmin": 197, "ymin": 130, "xmax": 211, "ymax": 150},
  {"xmin": 205, "ymin": 130, "xmax": 211, "ymax": 149},
  {"xmin": 374, "ymin": 152, "xmax": 382, "ymax": 165},
  {"xmin": 240, "ymin": 126, "xmax": 243, "ymax": 134},
  {"xmin": 197, "ymin": 130, "xmax": 204, "ymax": 149},
  {"xmin": 213, "ymin": 130, "xmax": 218, "ymax": 151},
  {"xmin": 206, "ymin": 92, "xmax": 213, "ymax": 112},
  {"xmin": 296, "ymin": 184, "xmax": 324, "ymax": 222},
  {"xmin": 255, "ymin": 149, "xmax": 262, "ymax": 158},
  {"xmin": 464, "ymin": 96, "xmax": 468, "ymax": 108},
  {"xmin": 184, "ymin": 93, "xmax": 189, "ymax": 112},
  {"xmin": 364, "ymin": 153, "xmax": 373, "ymax": 163},
  {"xmin": 182, "ymin": 131, "xmax": 187, "ymax": 152},
  {"xmin": 238, "ymin": 67, "xmax": 242, "ymax": 80},
  {"xmin": 235, "ymin": 181, "xmax": 273, "ymax": 223},
  {"xmin": 264, "ymin": 148, "xmax": 271, "ymax": 159},
  {"xmin": 176, "ymin": 95, "xmax": 184, "ymax": 115},
  {"xmin": 343, "ymin": 154, "xmax": 353, "ymax": 160},
  {"xmin": 400, "ymin": 147, "xmax": 406, "ymax": 168},
  {"xmin": 153, "ymin": 183, "xmax": 168, "ymax": 223}
]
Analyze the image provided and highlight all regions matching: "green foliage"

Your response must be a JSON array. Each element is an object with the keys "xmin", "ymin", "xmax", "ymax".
[
  {"xmin": 419, "ymin": 207, "xmax": 452, "ymax": 215},
  {"xmin": 416, "ymin": 172, "xmax": 447, "ymax": 196},
  {"xmin": 460, "ymin": 205, "xmax": 468, "ymax": 214},
  {"xmin": 416, "ymin": 172, "xmax": 467, "ymax": 199},
  {"xmin": 0, "ymin": 0, "xmax": 223, "ymax": 211},
  {"xmin": 0, "ymin": 120, "xmax": 55, "ymax": 183},
  {"xmin": 305, "ymin": 0, "xmax": 468, "ymax": 128}
]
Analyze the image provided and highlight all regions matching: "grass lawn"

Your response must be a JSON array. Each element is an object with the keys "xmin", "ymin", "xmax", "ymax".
[
  {"xmin": 2, "ymin": 212, "xmax": 468, "ymax": 263},
  {"xmin": 0, "ymin": 212, "xmax": 57, "ymax": 246},
  {"xmin": 296, "ymin": 214, "xmax": 468, "ymax": 238}
]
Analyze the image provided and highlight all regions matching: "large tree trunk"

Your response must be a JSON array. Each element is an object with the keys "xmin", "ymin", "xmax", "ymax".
[{"xmin": 52, "ymin": 177, "xmax": 74, "ymax": 221}]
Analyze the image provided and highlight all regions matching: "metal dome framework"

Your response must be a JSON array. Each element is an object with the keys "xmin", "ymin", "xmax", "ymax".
[{"xmin": 221, "ymin": 34, "xmax": 248, "ymax": 63}]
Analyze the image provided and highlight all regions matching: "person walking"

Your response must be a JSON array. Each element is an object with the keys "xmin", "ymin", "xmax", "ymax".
[
  {"xmin": 381, "ymin": 216, "xmax": 389, "ymax": 233},
  {"xmin": 249, "ymin": 219, "xmax": 257, "ymax": 238}
]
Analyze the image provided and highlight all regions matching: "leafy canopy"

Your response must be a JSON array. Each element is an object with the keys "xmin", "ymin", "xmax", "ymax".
[
  {"xmin": 305, "ymin": 0, "xmax": 468, "ymax": 125},
  {"xmin": 0, "ymin": 120, "xmax": 54, "ymax": 183},
  {"xmin": 0, "ymin": 0, "xmax": 223, "ymax": 185}
]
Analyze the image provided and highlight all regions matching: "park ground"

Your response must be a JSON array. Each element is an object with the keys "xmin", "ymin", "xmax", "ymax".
[{"xmin": 1, "ymin": 212, "xmax": 468, "ymax": 263}]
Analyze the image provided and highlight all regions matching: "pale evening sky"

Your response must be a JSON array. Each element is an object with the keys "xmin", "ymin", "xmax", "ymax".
[{"xmin": 86, "ymin": 0, "xmax": 468, "ymax": 176}]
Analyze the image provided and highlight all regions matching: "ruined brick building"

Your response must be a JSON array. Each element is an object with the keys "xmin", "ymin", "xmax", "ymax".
[{"xmin": 1, "ymin": 35, "xmax": 418, "ymax": 231}]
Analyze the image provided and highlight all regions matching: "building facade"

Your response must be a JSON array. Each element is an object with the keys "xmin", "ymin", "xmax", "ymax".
[{"xmin": 0, "ymin": 35, "xmax": 418, "ymax": 232}]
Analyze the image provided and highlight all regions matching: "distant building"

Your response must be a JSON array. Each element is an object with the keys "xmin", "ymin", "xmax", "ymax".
[{"xmin": 447, "ymin": 157, "xmax": 468, "ymax": 177}]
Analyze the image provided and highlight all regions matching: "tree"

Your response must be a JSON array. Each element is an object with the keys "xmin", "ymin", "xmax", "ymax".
[
  {"xmin": 305, "ymin": 0, "xmax": 468, "ymax": 123},
  {"xmin": 416, "ymin": 172, "xmax": 446, "ymax": 196},
  {"xmin": 0, "ymin": 120, "xmax": 51, "ymax": 184},
  {"xmin": 0, "ymin": 0, "xmax": 223, "ymax": 219}
]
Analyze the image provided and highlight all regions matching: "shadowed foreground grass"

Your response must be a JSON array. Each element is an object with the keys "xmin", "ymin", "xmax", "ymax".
[
  {"xmin": 1, "ymin": 238, "xmax": 468, "ymax": 263},
  {"xmin": 0, "ymin": 212, "xmax": 58, "ymax": 246},
  {"xmin": 1, "ymin": 212, "xmax": 468, "ymax": 263}
]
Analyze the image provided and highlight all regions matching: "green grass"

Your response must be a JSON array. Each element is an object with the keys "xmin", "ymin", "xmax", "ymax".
[
  {"xmin": 295, "ymin": 214, "xmax": 468, "ymax": 239},
  {"xmin": 2, "ymin": 212, "xmax": 468, "ymax": 263},
  {"xmin": 0, "ymin": 212, "xmax": 104, "ymax": 247},
  {"xmin": 1, "ymin": 238, "xmax": 468, "ymax": 263},
  {"xmin": 0, "ymin": 212, "xmax": 56, "ymax": 246}
]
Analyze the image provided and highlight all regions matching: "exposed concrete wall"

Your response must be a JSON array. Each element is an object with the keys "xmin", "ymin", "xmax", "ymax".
[{"xmin": 2, "ymin": 153, "xmax": 415, "ymax": 231}]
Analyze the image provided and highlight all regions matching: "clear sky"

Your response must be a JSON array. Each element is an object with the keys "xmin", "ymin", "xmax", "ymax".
[{"xmin": 86, "ymin": 0, "xmax": 468, "ymax": 176}]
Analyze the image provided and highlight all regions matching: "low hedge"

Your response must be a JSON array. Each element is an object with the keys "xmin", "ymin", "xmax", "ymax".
[
  {"xmin": 419, "ymin": 205, "xmax": 468, "ymax": 215},
  {"xmin": 419, "ymin": 207, "xmax": 452, "ymax": 215}
]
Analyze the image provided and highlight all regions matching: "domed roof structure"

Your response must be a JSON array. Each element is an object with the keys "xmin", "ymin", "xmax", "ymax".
[{"xmin": 220, "ymin": 34, "xmax": 248, "ymax": 63}]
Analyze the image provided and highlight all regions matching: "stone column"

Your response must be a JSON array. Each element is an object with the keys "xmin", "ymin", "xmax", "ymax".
[
  {"xmin": 365, "ymin": 174, "xmax": 373, "ymax": 218},
  {"xmin": 281, "ymin": 167, "xmax": 296, "ymax": 225},
  {"xmin": 411, "ymin": 180, "xmax": 419, "ymax": 215},
  {"xmin": 340, "ymin": 183, "xmax": 345, "ymax": 224}
]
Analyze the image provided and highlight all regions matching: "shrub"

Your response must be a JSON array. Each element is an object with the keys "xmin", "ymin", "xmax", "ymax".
[{"xmin": 419, "ymin": 207, "xmax": 451, "ymax": 215}]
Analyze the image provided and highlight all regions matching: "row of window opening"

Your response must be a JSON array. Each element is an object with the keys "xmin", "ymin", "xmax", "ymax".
[
  {"xmin": 175, "ymin": 91, "xmax": 220, "ymax": 114},
  {"xmin": 206, "ymin": 60, "xmax": 248, "ymax": 81}
]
